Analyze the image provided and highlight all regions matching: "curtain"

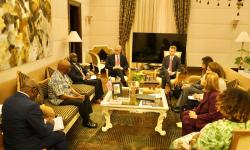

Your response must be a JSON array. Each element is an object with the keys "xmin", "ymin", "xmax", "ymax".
[
  {"xmin": 173, "ymin": 0, "xmax": 191, "ymax": 34},
  {"xmin": 133, "ymin": 0, "xmax": 176, "ymax": 33},
  {"xmin": 119, "ymin": 0, "xmax": 136, "ymax": 55},
  {"xmin": 126, "ymin": 0, "xmax": 176, "ymax": 65}
]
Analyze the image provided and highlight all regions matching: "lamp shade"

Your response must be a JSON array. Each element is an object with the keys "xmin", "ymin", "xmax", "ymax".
[
  {"xmin": 235, "ymin": 32, "xmax": 250, "ymax": 42},
  {"xmin": 67, "ymin": 31, "xmax": 82, "ymax": 42}
]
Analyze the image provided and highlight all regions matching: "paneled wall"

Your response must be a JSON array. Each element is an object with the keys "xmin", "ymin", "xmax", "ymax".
[
  {"xmin": 187, "ymin": 1, "xmax": 250, "ymax": 67},
  {"xmin": 88, "ymin": 0, "xmax": 120, "ymax": 59}
]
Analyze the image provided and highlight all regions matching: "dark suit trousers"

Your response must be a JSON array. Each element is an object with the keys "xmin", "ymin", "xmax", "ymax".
[
  {"xmin": 181, "ymin": 111, "xmax": 198, "ymax": 136},
  {"xmin": 75, "ymin": 79, "xmax": 104, "ymax": 100},
  {"xmin": 41, "ymin": 131, "xmax": 67, "ymax": 150},
  {"xmin": 160, "ymin": 70, "xmax": 176, "ymax": 89},
  {"xmin": 60, "ymin": 98, "xmax": 93, "ymax": 124},
  {"xmin": 176, "ymin": 85, "xmax": 203, "ymax": 107},
  {"xmin": 109, "ymin": 69, "xmax": 127, "ymax": 86}
]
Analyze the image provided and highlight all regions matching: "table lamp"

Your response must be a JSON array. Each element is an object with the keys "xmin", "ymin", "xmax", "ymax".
[{"xmin": 67, "ymin": 31, "xmax": 82, "ymax": 52}]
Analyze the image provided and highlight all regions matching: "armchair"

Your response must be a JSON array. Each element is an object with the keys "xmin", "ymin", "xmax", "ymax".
[
  {"xmin": 89, "ymin": 51, "xmax": 105, "ymax": 74},
  {"xmin": 230, "ymin": 130, "xmax": 250, "ymax": 150},
  {"xmin": 155, "ymin": 51, "xmax": 182, "ymax": 88},
  {"xmin": 164, "ymin": 51, "xmax": 182, "ymax": 58},
  {"xmin": 89, "ymin": 45, "xmax": 113, "ymax": 62},
  {"xmin": 105, "ymin": 68, "xmax": 129, "ymax": 82}
]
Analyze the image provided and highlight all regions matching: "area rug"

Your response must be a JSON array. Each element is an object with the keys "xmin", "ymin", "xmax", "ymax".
[{"xmin": 67, "ymin": 106, "xmax": 181, "ymax": 150}]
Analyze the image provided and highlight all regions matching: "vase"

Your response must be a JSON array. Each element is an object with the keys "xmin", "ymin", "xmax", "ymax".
[{"xmin": 128, "ymin": 81, "xmax": 139, "ymax": 105}]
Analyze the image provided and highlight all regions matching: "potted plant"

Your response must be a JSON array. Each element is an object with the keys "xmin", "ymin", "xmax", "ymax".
[{"xmin": 235, "ymin": 49, "xmax": 250, "ymax": 72}]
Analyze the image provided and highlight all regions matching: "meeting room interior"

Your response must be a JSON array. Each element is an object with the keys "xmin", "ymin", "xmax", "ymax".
[{"xmin": 0, "ymin": 0, "xmax": 250, "ymax": 150}]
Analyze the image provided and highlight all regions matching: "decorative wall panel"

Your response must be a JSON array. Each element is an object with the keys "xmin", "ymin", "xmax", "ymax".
[{"xmin": 0, "ymin": 0, "xmax": 51, "ymax": 71}]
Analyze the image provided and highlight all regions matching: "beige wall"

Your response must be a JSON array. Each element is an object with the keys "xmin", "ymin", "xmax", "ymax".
[
  {"xmin": 0, "ymin": 0, "xmax": 90, "ymax": 84},
  {"xmin": 187, "ymin": 1, "xmax": 250, "ymax": 67},
  {"xmin": 87, "ymin": 0, "xmax": 120, "ymax": 62}
]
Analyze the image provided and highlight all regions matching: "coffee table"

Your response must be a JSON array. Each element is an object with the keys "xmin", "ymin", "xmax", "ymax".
[{"xmin": 101, "ymin": 87, "xmax": 169, "ymax": 136}]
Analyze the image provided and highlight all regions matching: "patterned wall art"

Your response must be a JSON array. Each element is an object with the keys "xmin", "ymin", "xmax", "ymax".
[{"xmin": 0, "ymin": 0, "xmax": 51, "ymax": 71}]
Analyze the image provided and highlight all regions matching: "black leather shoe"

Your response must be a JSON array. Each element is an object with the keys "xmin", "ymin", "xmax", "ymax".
[
  {"xmin": 93, "ymin": 99, "xmax": 101, "ymax": 104},
  {"xmin": 172, "ymin": 107, "xmax": 181, "ymax": 113},
  {"xmin": 83, "ymin": 121, "xmax": 97, "ymax": 128}
]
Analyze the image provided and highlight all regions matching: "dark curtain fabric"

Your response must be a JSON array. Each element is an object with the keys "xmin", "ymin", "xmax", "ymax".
[
  {"xmin": 119, "ymin": 0, "xmax": 136, "ymax": 55},
  {"xmin": 173, "ymin": 0, "xmax": 191, "ymax": 34}
]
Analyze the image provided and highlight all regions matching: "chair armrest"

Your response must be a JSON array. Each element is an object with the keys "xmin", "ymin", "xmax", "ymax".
[{"xmin": 187, "ymin": 75, "xmax": 201, "ymax": 84}]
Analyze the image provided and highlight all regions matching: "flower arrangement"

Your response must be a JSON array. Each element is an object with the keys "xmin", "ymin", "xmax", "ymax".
[{"xmin": 131, "ymin": 71, "xmax": 144, "ymax": 82}]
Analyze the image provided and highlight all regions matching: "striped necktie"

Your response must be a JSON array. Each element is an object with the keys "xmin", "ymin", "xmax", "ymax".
[{"xmin": 115, "ymin": 55, "xmax": 120, "ymax": 66}]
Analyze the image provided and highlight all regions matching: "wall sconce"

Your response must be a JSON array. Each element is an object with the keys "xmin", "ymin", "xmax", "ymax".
[
  {"xmin": 85, "ymin": 16, "xmax": 93, "ymax": 24},
  {"xmin": 232, "ymin": 16, "xmax": 240, "ymax": 29}
]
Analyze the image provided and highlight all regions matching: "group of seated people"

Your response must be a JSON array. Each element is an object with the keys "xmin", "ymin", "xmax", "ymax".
[
  {"xmin": 160, "ymin": 47, "xmax": 250, "ymax": 149},
  {"xmin": 170, "ymin": 88, "xmax": 250, "ymax": 149},
  {"xmin": 1, "ymin": 44, "xmax": 130, "ymax": 149},
  {"xmin": 2, "ymin": 59, "xmax": 103, "ymax": 149},
  {"xmin": 2, "ymin": 43, "xmax": 250, "ymax": 150}
]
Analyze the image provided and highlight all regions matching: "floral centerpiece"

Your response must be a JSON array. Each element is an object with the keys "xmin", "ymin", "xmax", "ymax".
[{"xmin": 131, "ymin": 70, "xmax": 144, "ymax": 82}]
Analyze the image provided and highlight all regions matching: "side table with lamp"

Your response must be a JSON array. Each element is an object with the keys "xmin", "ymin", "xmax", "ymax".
[{"xmin": 235, "ymin": 31, "xmax": 250, "ymax": 72}]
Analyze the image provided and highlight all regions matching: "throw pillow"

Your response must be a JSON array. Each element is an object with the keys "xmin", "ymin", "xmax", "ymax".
[
  {"xmin": 16, "ymin": 71, "xmax": 47, "ymax": 104},
  {"xmin": 17, "ymin": 71, "xmax": 30, "ymax": 91},
  {"xmin": 226, "ymin": 79, "xmax": 239, "ymax": 89},
  {"xmin": 46, "ymin": 67, "xmax": 55, "ymax": 78},
  {"xmin": 38, "ymin": 78, "xmax": 50, "ymax": 100}
]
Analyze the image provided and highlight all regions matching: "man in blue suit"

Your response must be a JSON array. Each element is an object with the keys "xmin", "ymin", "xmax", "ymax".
[{"xmin": 2, "ymin": 79, "xmax": 67, "ymax": 150}]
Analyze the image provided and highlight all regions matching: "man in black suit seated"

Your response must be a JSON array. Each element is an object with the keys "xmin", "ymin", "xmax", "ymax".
[
  {"xmin": 2, "ymin": 79, "xmax": 67, "ymax": 150},
  {"xmin": 68, "ymin": 53, "xmax": 104, "ymax": 104},
  {"xmin": 105, "ymin": 45, "xmax": 129, "ymax": 86},
  {"xmin": 160, "ymin": 45, "xmax": 181, "ymax": 89}
]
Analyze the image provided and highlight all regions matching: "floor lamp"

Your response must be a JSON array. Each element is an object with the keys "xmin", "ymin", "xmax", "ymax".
[{"xmin": 67, "ymin": 31, "xmax": 82, "ymax": 53}]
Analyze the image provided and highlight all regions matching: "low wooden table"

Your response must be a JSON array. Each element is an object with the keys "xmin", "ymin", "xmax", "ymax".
[
  {"xmin": 101, "ymin": 87, "xmax": 169, "ymax": 136},
  {"xmin": 140, "ymin": 80, "xmax": 160, "ymax": 89}
]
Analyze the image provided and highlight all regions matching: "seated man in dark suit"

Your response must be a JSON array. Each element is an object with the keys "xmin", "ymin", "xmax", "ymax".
[
  {"xmin": 105, "ymin": 45, "xmax": 129, "ymax": 86},
  {"xmin": 159, "ymin": 45, "xmax": 181, "ymax": 89},
  {"xmin": 2, "ymin": 79, "xmax": 67, "ymax": 150},
  {"xmin": 68, "ymin": 53, "xmax": 104, "ymax": 104}
]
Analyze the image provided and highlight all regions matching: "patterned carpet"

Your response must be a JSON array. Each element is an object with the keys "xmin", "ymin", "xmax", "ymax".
[{"xmin": 67, "ymin": 104, "xmax": 181, "ymax": 150}]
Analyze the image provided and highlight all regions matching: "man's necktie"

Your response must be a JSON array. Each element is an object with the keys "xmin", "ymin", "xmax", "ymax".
[
  {"xmin": 74, "ymin": 63, "xmax": 85, "ymax": 79},
  {"xmin": 115, "ymin": 55, "xmax": 120, "ymax": 66},
  {"xmin": 168, "ymin": 56, "xmax": 173, "ymax": 72}
]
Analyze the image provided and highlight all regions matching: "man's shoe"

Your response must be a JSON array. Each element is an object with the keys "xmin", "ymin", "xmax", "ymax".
[
  {"xmin": 83, "ymin": 121, "xmax": 98, "ymax": 128},
  {"xmin": 93, "ymin": 99, "xmax": 101, "ymax": 104},
  {"xmin": 172, "ymin": 107, "xmax": 181, "ymax": 113}
]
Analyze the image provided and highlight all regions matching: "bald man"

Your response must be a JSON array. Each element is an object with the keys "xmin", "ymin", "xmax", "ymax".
[
  {"xmin": 2, "ymin": 79, "xmax": 67, "ymax": 150},
  {"xmin": 105, "ymin": 45, "xmax": 129, "ymax": 86},
  {"xmin": 48, "ymin": 60, "xmax": 97, "ymax": 128}
]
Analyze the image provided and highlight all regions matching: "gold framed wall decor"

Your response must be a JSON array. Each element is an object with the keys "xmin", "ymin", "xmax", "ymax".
[{"xmin": 0, "ymin": 0, "xmax": 52, "ymax": 71}]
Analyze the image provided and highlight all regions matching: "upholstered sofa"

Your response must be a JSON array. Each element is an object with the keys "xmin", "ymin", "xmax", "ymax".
[
  {"xmin": 186, "ymin": 67, "xmax": 250, "ymax": 91},
  {"xmin": 16, "ymin": 69, "xmax": 95, "ymax": 134}
]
